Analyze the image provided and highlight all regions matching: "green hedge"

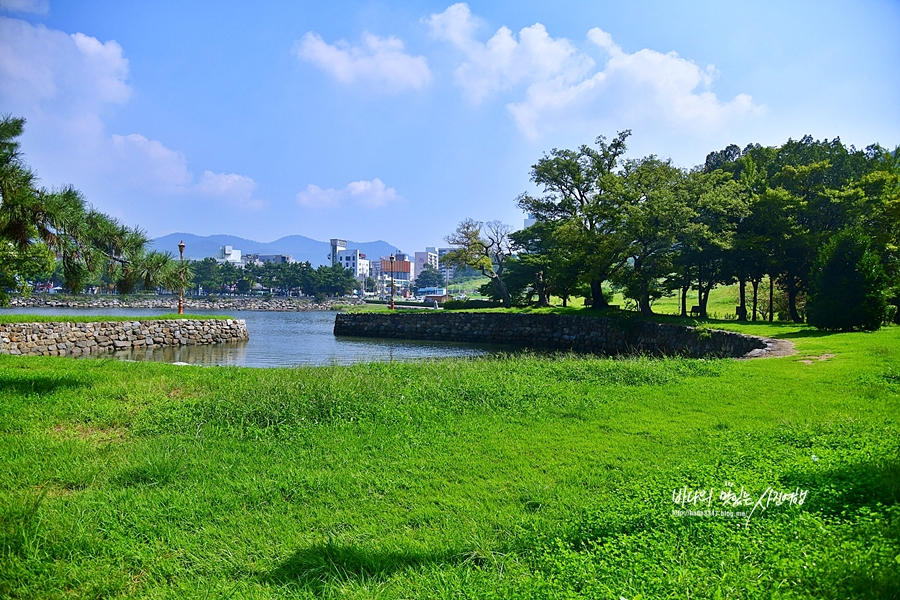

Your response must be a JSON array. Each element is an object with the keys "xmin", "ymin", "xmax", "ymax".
[
  {"xmin": 442, "ymin": 299, "xmax": 502, "ymax": 310},
  {"xmin": 363, "ymin": 299, "xmax": 428, "ymax": 308}
]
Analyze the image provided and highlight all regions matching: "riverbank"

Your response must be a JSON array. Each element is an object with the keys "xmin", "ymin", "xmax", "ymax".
[{"xmin": 5, "ymin": 294, "xmax": 364, "ymax": 312}]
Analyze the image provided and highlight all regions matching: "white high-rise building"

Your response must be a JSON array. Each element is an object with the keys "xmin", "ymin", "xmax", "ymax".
[
  {"xmin": 427, "ymin": 246, "xmax": 456, "ymax": 283},
  {"xmin": 414, "ymin": 251, "xmax": 439, "ymax": 281},
  {"xmin": 335, "ymin": 249, "xmax": 369, "ymax": 280}
]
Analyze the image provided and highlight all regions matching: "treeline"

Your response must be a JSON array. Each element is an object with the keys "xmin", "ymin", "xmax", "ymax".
[
  {"xmin": 445, "ymin": 131, "xmax": 899, "ymax": 330},
  {"xmin": 0, "ymin": 116, "xmax": 188, "ymax": 304},
  {"xmin": 189, "ymin": 258, "xmax": 359, "ymax": 298}
]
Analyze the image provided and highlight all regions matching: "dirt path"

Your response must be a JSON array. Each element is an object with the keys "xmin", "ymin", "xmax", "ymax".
[{"xmin": 739, "ymin": 337, "xmax": 798, "ymax": 360}]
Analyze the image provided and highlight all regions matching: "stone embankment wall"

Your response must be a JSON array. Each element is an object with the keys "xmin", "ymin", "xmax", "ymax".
[
  {"xmin": 7, "ymin": 295, "xmax": 363, "ymax": 312},
  {"xmin": 334, "ymin": 312, "xmax": 765, "ymax": 358},
  {"xmin": 0, "ymin": 319, "xmax": 248, "ymax": 357}
]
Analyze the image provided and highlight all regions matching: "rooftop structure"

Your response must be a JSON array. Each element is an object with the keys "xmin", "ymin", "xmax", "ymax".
[
  {"xmin": 329, "ymin": 239, "xmax": 347, "ymax": 267},
  {"xmin": 217, "ymin": 245, "xmax": 243, "ymax": 265}
]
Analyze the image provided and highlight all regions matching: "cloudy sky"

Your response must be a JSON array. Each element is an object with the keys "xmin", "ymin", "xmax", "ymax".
[{"xmin": 1, "ymin": 0, "xmax": 898, "ymax": 254}]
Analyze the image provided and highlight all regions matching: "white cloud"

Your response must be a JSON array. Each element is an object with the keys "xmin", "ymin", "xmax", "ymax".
[
  {"xmin": 0, "ymin": 16, "xmax": 130, "ymax": 122},
  {"xmin": 196, "ymin": 170, "xmax": 266, "ymax": 210},
  {"xmin": 0, "ymin": 0, "xmax": 48, "ymax": 14},
  {"xmin": 110, "ymin": 133, "xmax": 192, "ymax": 192},
  {"xmin": 345, "ymin": 178, "xmax": 400, "ymax": 208},
  {"xmin": 296, "ymin": 178, "xmax": 401, "ymax": 209},
  {"xmin": 294, "ymin": 31, "xmax": 431, "ymax": 92},
  {"xmin": 426, "ymin": 3, "xmax": 592, "ymax": 103},
  {"xmin": 427, "ymin": 4, "xmax": 761, "ymax": 138},
  {"xmin": 0, "ymin": 17, "xmax": 263, "ymax": 214},
  {"xmin": 108, "ymin": 137, "xmax": 266, "ymax": 208}
]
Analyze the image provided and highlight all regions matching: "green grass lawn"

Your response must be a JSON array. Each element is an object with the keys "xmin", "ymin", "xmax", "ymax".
[
  {"xmin": 605, "ymin": 284, "xmax": 745, "ymax": 318},
  {"xmin": 1, "ymin": 322, "xmax": 898, "ymax": 598}
]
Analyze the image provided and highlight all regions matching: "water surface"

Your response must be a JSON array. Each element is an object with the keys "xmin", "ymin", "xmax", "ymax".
[{"xmin": 3, "ymin": 307, "xmax": 512, "ymax": 367}]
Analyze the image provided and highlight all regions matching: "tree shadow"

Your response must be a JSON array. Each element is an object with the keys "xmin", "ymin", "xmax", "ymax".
[
  {"xmin": 778, "ymin": 456, "xmax": 900, "ymax": 599},
  {"xmin": 0, "ymin": 373, "xmax": 88, "ymax": 396},
  {"xmin": 262, "ymin": 540, "xmax": 455, "ymax": 594},
  {"xmin": 779, "ymin": 454, "xmax": 900, "ymax": 516},
  {"xmin": 772, "ymin": 329, "xmax": 842, "ymax": 339}
]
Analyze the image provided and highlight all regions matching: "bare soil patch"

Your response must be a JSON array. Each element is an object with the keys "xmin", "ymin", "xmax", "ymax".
[
  {"xmin": 798, "ymin": 353, "xmax": 835, "ymax": 365},
  {"xmin": 50, "ymin": 423, "xmax": 126, "ymax": 445},
  {"xmin": 739, "ymin": 337, "xmax": 798, "ymax": 360}
]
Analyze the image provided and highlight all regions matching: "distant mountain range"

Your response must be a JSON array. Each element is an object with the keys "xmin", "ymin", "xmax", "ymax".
[{"xmin": 150, "ymin": 233, "xmax": 401, "ymax": 267}]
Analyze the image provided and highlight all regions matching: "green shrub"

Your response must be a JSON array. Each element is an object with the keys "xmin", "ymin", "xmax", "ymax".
[
  {"xmin": 885, "ymin": 304, "xmax": 898, "ymax": 325},
  {"xmin": 443, "ymin": 299, "xmax": 502, "ymax": 310},
  {"xmin": 807, "ymin": 230, "xmax": 888, "ymax": 331}
]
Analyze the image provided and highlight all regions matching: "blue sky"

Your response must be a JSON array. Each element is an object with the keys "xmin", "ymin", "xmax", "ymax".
[{"xmin": 1, "ymin": 0, "xmax": 898, "ymax": 255}]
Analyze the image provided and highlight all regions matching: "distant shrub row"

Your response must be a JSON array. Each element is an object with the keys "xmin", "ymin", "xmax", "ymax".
[{"xmin": 442, "ymin": 299, "xmax": 502, "ymax": 310}]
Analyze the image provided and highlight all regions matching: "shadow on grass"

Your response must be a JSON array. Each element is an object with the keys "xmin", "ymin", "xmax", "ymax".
[
  {"xmin": 771, "ymin": 329, "xmax": 840, "ymax": 340},
  {"xmin": 780, "ymin": 454, "xmax": 900, "ymax": 516},
  {"xmin": 263, "ymin": 540, "xmax": 453, "ymax": 593},
  {"xmin": 0, "ymin": 373, "xmax": 88, "ymax": 396}
]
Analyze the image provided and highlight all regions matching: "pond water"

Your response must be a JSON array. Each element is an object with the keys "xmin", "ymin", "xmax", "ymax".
[{"xmin": 2, "ymin": 308, "xmax": 514, "ymax": 367}]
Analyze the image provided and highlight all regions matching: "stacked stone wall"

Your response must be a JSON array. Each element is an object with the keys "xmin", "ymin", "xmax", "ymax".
[
  {"xmin": 334, "ymin": 312, "xmax": 765, "ymax": 358},
  {"xmin": 0, "ymin": 319, "xmax": 248, "ymax": 357}
]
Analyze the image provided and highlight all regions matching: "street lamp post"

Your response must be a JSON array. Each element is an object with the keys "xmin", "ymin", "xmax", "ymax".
[
  {"xmin": 389, "ymin": 253, "xmax": 395, "ymax": 310},
  {"xmin": 178, "ymin": 240, "xmax": 185, "ymax": 315}
]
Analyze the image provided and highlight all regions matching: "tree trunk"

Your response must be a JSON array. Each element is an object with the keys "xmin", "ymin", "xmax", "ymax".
[
  {"xmin": 639, "ymin": 290, "xmax": 653, "ymax": 317},
  {"xmin": 697, "ymin": 265, "xmax": 704, "ymax": 317},
  {"xmin": 768, "ymin": 274, "xmax": 774, "ymax": 322},
  {"xmin": 490, "ymin": 274, "xmax": 512, "ymax": 307},
  {"xmin": 680, "ymin": 285, "xmax": 689, "ymax": 317},
  {"xmin": 562, "ymin": 296, "xmax": 568, "ymax": 308},
  {"xmin": 738, "ymin": 277, "xmax": 747, "ymax": 321},
  {"xmin": 588, "ymin": 279, "xmax": 608, "ymax": 310},
  {"xmin": 534, "ymin": 270, "xmax": 549, "ymax": 306},
  {"xmin": 699, "ymin": 284, "xmax": 711, "ymax": 319},
  {"xmin": 786, "ymin": 276, "xmax": 802, "ymax": 322},
  {"xmin": 751, "ymin": 278, "xmax": 760, "ymax": 322}
]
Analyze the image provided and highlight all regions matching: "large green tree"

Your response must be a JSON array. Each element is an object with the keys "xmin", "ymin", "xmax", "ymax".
[
  {"xmin": 616, "ymin": 156, "xmax": 690, "ymax": 316},
  {"xmin": 675, "ymin": 170, "xmax": 749, "ymax": 318},
  {"xmin": 442, "ymin": 219, "xmax": 514, "ymax": 307},
  {"xmin": 518, "ymin": 131, "xmax": 632, "ymax": 309},
  {"xmin": 806, "ymin": 229, "xmax": 888, "ymax": 331},
  {"xmin": 414, "ymin": 264, "xmax": 444, "ymax": 290}
]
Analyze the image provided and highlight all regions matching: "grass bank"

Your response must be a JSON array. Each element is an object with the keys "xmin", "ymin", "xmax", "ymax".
[{"xmin": 0, "ymin": 323, "xmax": 898, "ymax": 598}]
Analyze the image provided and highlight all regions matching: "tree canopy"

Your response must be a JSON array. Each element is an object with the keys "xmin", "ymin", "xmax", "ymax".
[
  {"xmin": 453, "ymin": 132, "xmax": 899, "ymax": 327},
  {"xmin": 0, "ymin": 115, "xmax": 185, "ymax": 303}
]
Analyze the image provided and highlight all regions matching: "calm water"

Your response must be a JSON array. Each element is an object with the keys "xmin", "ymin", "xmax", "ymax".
[{"xmin": 3, "ymin": 308, "xmax": 513, "ymax": 367}]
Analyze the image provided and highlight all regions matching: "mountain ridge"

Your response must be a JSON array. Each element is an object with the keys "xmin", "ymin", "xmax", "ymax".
[{"xmin": 150, "ymin": 233, "xmax": 402, "ymax": 267}]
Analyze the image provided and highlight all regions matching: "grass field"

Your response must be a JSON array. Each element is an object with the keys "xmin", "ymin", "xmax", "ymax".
[{"xmin": 0, "ymin": 319, "xmax": 898, "ymax": 598}]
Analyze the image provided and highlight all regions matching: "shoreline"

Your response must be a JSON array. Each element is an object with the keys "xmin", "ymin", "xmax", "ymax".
[{"xmin": 3, "ymin": 295, "xmax": 365, "ymax": 312}]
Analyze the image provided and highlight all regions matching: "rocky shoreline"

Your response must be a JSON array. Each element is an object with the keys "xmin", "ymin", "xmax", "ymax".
[
  {"xmin": 5, "ymin": 295, "xmax": 364, "ymax": 312},
  {"xmin": 0, "ymin": 318, "xmax": 249, "ymax": 357}
]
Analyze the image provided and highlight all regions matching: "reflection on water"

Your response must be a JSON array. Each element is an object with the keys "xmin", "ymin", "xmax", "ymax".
[
  {"xmin": 118, "ymin": 340, "xmax": 250, "ymax": 365},
  {"xmin": 3, "ymin": 307, "xmax": 513, "ymax": 367}
]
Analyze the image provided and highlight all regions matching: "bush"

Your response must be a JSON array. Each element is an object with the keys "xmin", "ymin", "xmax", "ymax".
[
  {"xmin": 443, "ymin": 299, "xmax": 502, "ymax": 310},
  {"xmin": 806, "ymin": 230, "xmax": 888, "ymax": 331},
  {"xmin": 885, "ymin": 304, "xmax": 898, "ymax": 325}
]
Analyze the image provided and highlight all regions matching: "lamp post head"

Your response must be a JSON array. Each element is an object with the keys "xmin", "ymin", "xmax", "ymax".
[
  {"xmin": 389, "ymin": 253, "xmax": 395, "ymax": 262},
  {"xmin": 178, "ymin": 240, "xmax": 185, "ymax": 258}
]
